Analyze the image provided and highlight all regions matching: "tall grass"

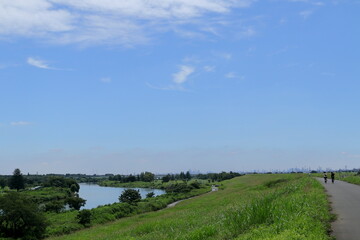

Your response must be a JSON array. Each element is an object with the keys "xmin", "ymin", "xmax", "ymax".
[
  {"xmin": 223, "ymin": 177, "xmax": 332, "ymax": 239},
  {"xmin": 47, "ymin": 174, "xmax": 332, "ymax": 240}
]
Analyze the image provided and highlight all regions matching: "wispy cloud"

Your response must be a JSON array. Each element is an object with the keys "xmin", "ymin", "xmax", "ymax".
[
  {"xmin": 225, "ymin": 72, "xmax": 237, "ymax": 78},
  {"xmin": 100, "ymin": 77, "xmax": 112, "ymax": 83},
  {"xmin": 10, "ymin": 121, "xmax": 32, "ymax": 126},
  {"xmin": 173, "ymin": 65, "xmax": 195, "ymax": 84},
  {"xmin": 148, "ymin": 65, "xmax": 195, "ymax": 91},
  {"xmin": 0, "ymin": 0, "xmax": 255, "ymax": 46},
  {"xmin": 215, "ymin": 52, "xmax": 232, "ymax": 60},
  {"xmin": 225, "ymin": 72, "xmax": 244, "ymax": 79},
  {"xmin": 204, "ymin": 65, "xmax": 215, "ymax": 72},
  {"xmin": 299, "ymin": 10, "xmax": 313, "ymax": 19},
  {"xmin": 27, "ymin": 57, "xmax": 52, "ymax": 69}
]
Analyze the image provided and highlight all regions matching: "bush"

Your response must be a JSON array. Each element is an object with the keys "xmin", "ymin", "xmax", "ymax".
[
  {"xmin": 146, "ymin": 192, "xmax": 155, "ymax": 198},
  {"xmin": 119, "ymin": 189, "xmax": 141, "ymax": 204},
  {"xmin": 165, "ymin": 183, "xmax": 191, "ymax": 193},
  {"xmin": 44, "ymin": 200, "xmax": 65, "ymax": 213},
  {"xmin": 0, "ymin": 192, "xmax": 48, "ymax": 240},
  {"xmin": 190, "ymin": 181, "xmax": 201, "ymax": 189},
  {"xmin": 67, "ymin": 196, "xmax": 86, "ymax": 210},
  {"xmin": 77, "ymin": 209, "xmax": 92, "ymax": 226}
]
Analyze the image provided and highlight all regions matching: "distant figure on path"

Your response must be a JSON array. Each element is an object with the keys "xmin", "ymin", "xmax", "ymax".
[
  {"xmin": 323, "ymin": 172, "xmax": 328, "ymax": 183},
  {"xmin": 331, "ymin": 172, "xmax": 335, "ymax": 183}
]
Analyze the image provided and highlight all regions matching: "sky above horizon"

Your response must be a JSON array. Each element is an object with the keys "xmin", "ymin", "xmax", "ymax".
[{"xmin": 1, "ymin": 0, "xmax": 360, "ymax": 175}]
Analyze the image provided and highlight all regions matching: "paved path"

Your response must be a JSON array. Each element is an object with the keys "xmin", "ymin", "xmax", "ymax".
[{"xmin": 317, "ymin": 178, "xmax": 360, "ymax": 240}]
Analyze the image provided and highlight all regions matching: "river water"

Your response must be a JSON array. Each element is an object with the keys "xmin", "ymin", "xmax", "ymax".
[{"xmin": 78, "ymin": 183, "xmax": 166, "ymax": 209}]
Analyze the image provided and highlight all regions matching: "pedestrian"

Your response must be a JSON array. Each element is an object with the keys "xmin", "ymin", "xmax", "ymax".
[
  {"xmin": 323, "ymin": 172, "xmax": 328, "ymax": 183},
  {"xmin": 331, "ymin": 172, "xmax": 335, "ymax": 183}
]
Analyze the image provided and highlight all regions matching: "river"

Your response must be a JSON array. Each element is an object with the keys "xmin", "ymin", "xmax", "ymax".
[{"xmin": 78, "ymin": 183, "xmax": 166, "ymax": 209}]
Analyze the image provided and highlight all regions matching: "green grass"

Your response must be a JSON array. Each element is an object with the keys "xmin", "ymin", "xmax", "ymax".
[
  {"xmin": 342, "ymin": 175, "xmax": 360, "ymax": 185},
  {"xmin": 44, "ymin": 186, "xmax": 209, "ymax": 237},
  {"xmin": 99, "ymin": 179, "xmax": 212, "ymax": 189},
  {"xmin": 47, "ymin": 174, "xmax": 332, "ymax": 240}
]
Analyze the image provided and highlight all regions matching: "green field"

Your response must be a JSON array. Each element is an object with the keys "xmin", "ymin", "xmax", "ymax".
[{"xmin": 47, "ymin": 174, "xmax": 332, "ymax": 240}]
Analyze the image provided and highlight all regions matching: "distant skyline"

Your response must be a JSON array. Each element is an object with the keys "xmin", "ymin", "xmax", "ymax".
[{"xmin": 1, "ymin": 0, "xmax": 360, "ymax": 175}]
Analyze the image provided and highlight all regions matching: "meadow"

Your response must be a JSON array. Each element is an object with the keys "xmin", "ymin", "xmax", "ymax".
[
  {"xmin": 312, "ymin": 171, "xmax": 360, "ymax": 185},
  {"xmin": 47, "ymin": 174, "xmax": 333, "ymax": 240}
]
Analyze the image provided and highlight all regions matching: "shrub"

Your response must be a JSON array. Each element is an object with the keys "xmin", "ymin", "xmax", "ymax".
[
  {"xmin": 77, "ymin": 209, "xmax": 92, "ymax": 226},
  {"xmin": 67, "ymin": 196, "xmax": 86, "ymax": 210},
  {"xmin": 0, "ymin": 192, "xmax": 48, "ymax": 240},
  {"xmin": 44, "ymin": 200, "xmax": 65, "ymax": 213},
  {"xmin": 146, "ymin": 192, "xmax": 155, "ymax": 198},
  {"xmin": 119, "ymin": 189, "xmax": 141, "ymax": 204},
  {"xmin": 165, "ymin": 183, "xmax": 191, "ymax": 193}
]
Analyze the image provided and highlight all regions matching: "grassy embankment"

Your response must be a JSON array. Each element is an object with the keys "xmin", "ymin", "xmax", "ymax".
[
  {"xmin": 99, "ymin": 179, "xmax": 212, "ymax": 189},
  {"xmin": 45, "ymin": 184, "xmax": 209, "ymax": 237},
  {"xmin": 48, "ymin": 174, "xmax": 332, "ymax": 240},
  {"xmin": 311, "ymin": 172, "xmax": 360, "ymax": 185}
]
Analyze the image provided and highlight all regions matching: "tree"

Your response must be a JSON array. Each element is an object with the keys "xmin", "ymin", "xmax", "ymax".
[
  {"xmin": 162, "ymin": 174, "xmax": 171, "ymax": 183},
  {"xmin": 77, "ymin": 209, "xmax": 92, "ymax": 226},
  {"xmin": 9, "ymin": 168, "xmax": 25, "ymax": 191},
  {"xmin": 179, "ymin": 172, "xmax": 186, "ymax": 180},
  {"xmin": 0, "ymin": 192, "xmax": 48, "ymax": 240},
  {"xmin": 119, "ymin": 189, "xmax": 141, "ymax": 204},
  {"xmin": 185, "ymin": 171, "xmax": 191, "ymax": 180},
  {"xmin": 0, "ymin": 178, "xmax": 6, "ymax": 188},
  {"xmin": 67, "ymin": 196, "xmax": 86, "ymax": 210},
  {"xmin": 146, "ymin": 192, "xmax": 155, "ymax": 198},
  {"xmin": 43, "ymin": 201, "xmax": 65, "ymax": 213},
  {"xmin": 140, "ymin": 172, "xmax": 155, "ymax": 182},
  {"xmin": 165, "ymin": 182, "xmax": 191, "ymax": 193}
]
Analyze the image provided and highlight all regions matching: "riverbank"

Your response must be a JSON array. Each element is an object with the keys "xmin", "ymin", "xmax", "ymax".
[
  {"xmin": 47, "ymin": 174, "xmax": 333, "ymax": 240},
  {"xmin": 45, "ymin": 184, "xmax": 210, "ymax": 237}
]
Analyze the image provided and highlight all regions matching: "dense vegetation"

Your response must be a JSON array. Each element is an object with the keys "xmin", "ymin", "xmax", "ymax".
[
  {"xmin": 47, "ymin": 174, "xmax": 332, "ymax": 240},
  {"xmin": 0, "ymin": 192, "xmax": 48, "ymax": 240}
]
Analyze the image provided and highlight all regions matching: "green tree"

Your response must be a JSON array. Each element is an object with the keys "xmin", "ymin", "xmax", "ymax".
[
  {"xmin": 140, "ymin": 172, "xmax": 155, "ymax": 182},
  {"xmin": 119, "ymin": 189, "xmax": 141, "ymax": 204},
  {"xmin": 162, "ymin": 174, "xmax": 171, "ymax": 183},
  {"xmin": 146, "ymin": 192, "xmax": 155, "ymax": 198},
  {"xmin": 43, "ymin": 201, "xmax": 65, "ymax": 213},
  {"xmin": 77, "ymin": 209, "xmax": 92, "ymax": 226},
  {"xmin": 0, "ymin": 178, "xmax": 6, "ymax": 188},
  {"xmin": 185, "ymin": 171, "xmax": 191, "ymax": 180},
  {"xmin": 9, "ymin": 168, "xmax": 25, "ymax": 191},
  {"xmin": 0, "ymin": 192, "xmax": 48, "ymax": 240},
  {"xmin": 67, "ymin": 196, "xmax": 86, "ymax": 210}
]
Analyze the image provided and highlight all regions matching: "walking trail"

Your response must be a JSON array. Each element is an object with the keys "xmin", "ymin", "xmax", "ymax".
[{"xmin": 317, "ymin": 178, "xmax": 360, "ymax": 240}]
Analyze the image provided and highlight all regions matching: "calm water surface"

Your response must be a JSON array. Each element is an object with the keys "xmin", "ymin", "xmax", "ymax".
[{"xmin": 78, "ymin": 183, "xmax": 166, "ymax": 209}]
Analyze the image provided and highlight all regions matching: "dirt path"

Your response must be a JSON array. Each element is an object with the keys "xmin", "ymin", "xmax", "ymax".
[{"xmin": 317, "ymin": 178, "xmax": 360, "ymax": 240}]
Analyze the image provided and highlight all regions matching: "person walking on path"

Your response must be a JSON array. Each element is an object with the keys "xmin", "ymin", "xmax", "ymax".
[
  {"xmin": 323, "ymin": 172, "xmax": 328, "ymax": 183},
  {"xmin": 331, "ymin": 172, "xmax": 335, "ymax": 183}
]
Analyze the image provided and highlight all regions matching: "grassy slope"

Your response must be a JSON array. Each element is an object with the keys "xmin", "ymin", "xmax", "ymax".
[
  {"xmin": 48, "ymin": 174, "xmax": 332, "ymax": 240},
  {"xmin": 311, "ymin": 172, "xmax": 360, "ymax": 185}
]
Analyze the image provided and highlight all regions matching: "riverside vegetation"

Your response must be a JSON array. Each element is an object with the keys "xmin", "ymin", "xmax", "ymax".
[
  {"xmin": 311, "ymin": 170, "xmax": 360, "ymax": 185},
  {"xmin": 46, "ymin": 174, "xmax": 333, "ymax": 240},
  {"xmin": 0, "ymin": 170, "xmax": 221, "ymax": 239}
]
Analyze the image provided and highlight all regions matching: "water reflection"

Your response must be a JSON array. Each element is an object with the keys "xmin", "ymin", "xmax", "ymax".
[{"xmin": 78, "ymin": 183, "xmax": 166, "ymax": 209}]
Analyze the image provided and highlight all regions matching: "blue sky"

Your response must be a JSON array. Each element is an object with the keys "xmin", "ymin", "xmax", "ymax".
[{"xmin": 1, "ymin": 0, "xmax": 359, "ymax": 174}]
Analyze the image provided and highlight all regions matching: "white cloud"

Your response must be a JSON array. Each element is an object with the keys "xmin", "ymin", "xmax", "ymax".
[
  {"xmin": 238, "ymin": 27, "xmax": 256, "ymax": 38},
  {"xmin": 100, "ymin": 77, "xmax": 112, "ymax": 83},
  {"xmin": 215, "ymin": 52, "xmax": 232, "ymax": 60},
  {"xmin": 27, "ymin": 57, "xmax": 52, "ymax": 69},
  {"xmin": 0, "ymin": 0, "xmax": 255, "ymax": 46},
  {"xmin": 225, "ymin": 72, "xmax": 237, "ymax": 78},
  {"xmin": 204, "ymin": 65, "xmax": 215, "ymax": 72},
  {"xmin": 173, "ymin": 65, "xmax": 195, "ymax": 84},
  {"xmin": 225, "ymin": 72, "xmax": 244, "ymax": 79},
  {"xmin": 299, "ymin": 10, "xmax": 313, "ymax": 19},
  {"xmin": 10, "ymin": 121, "xmax": 32, "ymax": 126}
]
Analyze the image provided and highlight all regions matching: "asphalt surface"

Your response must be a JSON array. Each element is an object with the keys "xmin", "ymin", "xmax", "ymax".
[{"xmin": 317, "ymin": 177, "xmax": 360, "ymax": 240}]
